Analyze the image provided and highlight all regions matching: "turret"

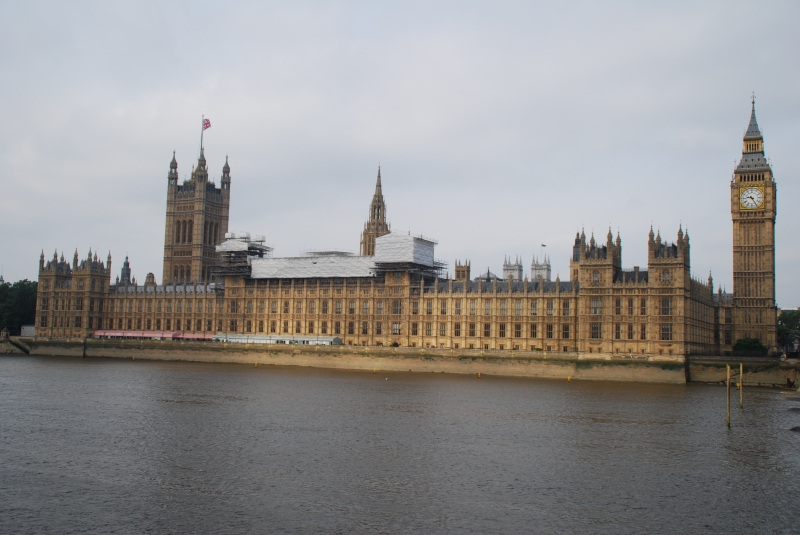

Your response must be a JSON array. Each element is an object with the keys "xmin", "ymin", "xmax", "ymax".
[
  {"xmin": 168, "ymin": 151, "xmax": 178, "ymax": 185},
  {"xmin": 192, "ymin": 148, "xmax": 208, "ymax": 183},
  {"xmin": 221, "ymin": 155, "xmax": 231, "ymax": 190},
  {"xmin": 120, "ymin": 256, "xmax": 131, "ymax": 285}
]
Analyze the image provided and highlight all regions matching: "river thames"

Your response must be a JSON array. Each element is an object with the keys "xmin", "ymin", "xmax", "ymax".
[{"xmin": 1, "ymin": 356, "xmax": 798, "ymax": 534}]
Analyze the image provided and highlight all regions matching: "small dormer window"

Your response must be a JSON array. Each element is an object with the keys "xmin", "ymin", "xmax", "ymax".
[{"xmin": 661, "ymin": 269, "xmax": 671, "ymax": 284}]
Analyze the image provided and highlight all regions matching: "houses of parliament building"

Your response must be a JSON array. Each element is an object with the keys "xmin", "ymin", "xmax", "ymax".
[{"xmin": 34, "ymin": 103, "xmax": 779, "ymax": 355}]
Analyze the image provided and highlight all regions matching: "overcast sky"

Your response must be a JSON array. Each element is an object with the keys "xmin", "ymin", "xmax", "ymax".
[{"xmin": 1, "ymin": 1, "xmax": 798, "ymax": 306}]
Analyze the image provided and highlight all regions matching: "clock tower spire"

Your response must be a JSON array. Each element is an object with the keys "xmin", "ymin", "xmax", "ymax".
[{"xmin": 730, "ymin": 97, "xmax": 777, "ymax": 351}]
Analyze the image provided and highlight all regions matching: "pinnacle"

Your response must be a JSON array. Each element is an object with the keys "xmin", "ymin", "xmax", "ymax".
[{"xmin": 744, "ymin": 97, "xmax": 762, "ymax": 140}]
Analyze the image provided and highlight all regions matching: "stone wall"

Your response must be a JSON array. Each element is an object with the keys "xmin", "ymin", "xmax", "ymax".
[
  {"xmin": 687, "ymin": 357, "xmax": 797, "ymax": 388},
  {"xmin": 26, "ymin": 339, "xmax": 689, "ymax": 384}
]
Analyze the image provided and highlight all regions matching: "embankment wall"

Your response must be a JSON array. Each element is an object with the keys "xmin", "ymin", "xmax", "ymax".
[
  {"xmin": 27, "ymin": 338, "xmax": 687, "ymax": 383},
  {"xmin": 19, "ymin": 339, "xmax": 799, "ymax": 387}
]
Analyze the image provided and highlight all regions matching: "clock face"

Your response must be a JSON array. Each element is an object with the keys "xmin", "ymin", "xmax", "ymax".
[{"xmin": 740, "ymin": 187, "xmax": 763, "ymax": 209}]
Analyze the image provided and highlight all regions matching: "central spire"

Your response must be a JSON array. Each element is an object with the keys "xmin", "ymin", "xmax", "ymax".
[
  {"xmin": 360, "ymin": 165, "xmax": 390, "ymax": 256},
  {"xmin": 744, "ymin": 94, "xmax": 762, "ymax": 140}
]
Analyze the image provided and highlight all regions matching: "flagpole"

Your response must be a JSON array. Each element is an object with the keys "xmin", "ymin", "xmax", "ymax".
[{"xmin": 200, "ymin": 114, "xmax": 205, "ymax": 153}]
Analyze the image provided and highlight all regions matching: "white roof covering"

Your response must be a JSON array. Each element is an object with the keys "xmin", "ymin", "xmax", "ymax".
[
  {"xmin": 374, "ymin": 232, "xmax": 435, "ymax": 266},
  {"xmin": 216, "ymin": 239, "xmax": 250, "ymax": 252},
  {"xmin": 250, "ymin": 255, "xmax": 376, "ymax": 279}
]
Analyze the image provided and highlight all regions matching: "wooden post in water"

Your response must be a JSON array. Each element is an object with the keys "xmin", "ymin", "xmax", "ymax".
[
  {"xmin": 726, "ymin": 365, "xmax": 731, "ymax": 428},
  {"xmin": 739, "ymin": 362, "xmax": 743, "ymax": 409}
]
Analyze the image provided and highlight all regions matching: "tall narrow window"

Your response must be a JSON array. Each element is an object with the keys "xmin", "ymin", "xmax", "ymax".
[
  {"xmin": 590, "ymin": 323, "xmax": 601, "ymax": 339},
  {"xmin": 661, "ymin": 297, "xmax": 672, "ymax": 316}
]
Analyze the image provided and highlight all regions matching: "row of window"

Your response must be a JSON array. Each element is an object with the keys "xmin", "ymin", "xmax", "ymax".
[
  {"xmin": 40, "ymin": 279, "xmax": 105, "ymax": 291},
  {"xmin": 40, "ymin": 297, "xmax": 107, "ymax": 312},
  {"xmin": 102, "ymin": 298, "xmax": 576, "ymax": 317},
  {"xmin": 589, "ymin": 297, "xmax": 673, "ymax": 316},
  {"xmin": 589, "ymin": 323, "xmax": 673, "ymax": 341},
  {"xmin": 70, "ymin": 317, "xmax": 575, "ymax": 340}
]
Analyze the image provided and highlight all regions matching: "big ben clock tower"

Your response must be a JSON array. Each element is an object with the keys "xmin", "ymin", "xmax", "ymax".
[{"xmin": 731, "ymin": 97, "xmax": 778, "ymax": 350}]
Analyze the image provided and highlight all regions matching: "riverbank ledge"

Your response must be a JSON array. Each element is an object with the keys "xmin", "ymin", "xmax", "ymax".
[{"xmin": 14, "ymin": 337, "xmax": 799, "ymax": 386}]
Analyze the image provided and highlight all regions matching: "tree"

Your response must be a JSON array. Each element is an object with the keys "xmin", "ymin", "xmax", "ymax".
[
  {"xmin": 0, "ymin": 279, "xmax": 38, "ymax": 336},
  {"xmin": 732, "ymin": 337, "xmax": 768, "ymax": 355},
  {"xmin": 778, "ymin": 309, "xmax": 800, "ymax": 350}
]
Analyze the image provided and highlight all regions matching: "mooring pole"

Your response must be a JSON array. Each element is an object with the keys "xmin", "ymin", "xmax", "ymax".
[
  {"xmin": 726, "ymin": 364, "xmax": 731, "ymax": 428},
  {"xmin": 739, "ymin": 362, "xmax": 743, "ymax": 409}
]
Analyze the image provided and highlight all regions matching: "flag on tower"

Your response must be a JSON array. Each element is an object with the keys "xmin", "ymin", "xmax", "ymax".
[{"xmin": 202, "ymin": 118, "xmax": 211, "ymax": 130}]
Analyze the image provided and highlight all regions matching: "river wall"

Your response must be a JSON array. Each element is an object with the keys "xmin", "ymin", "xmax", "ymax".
[{"xmin": 16, "ymin": 338, "xmax": 798, "ymax": 387}]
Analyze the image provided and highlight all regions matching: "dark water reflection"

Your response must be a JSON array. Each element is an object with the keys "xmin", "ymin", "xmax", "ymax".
[{"xmin": 1, "ymin": 356, "xmax": 798, "ymax": 534}]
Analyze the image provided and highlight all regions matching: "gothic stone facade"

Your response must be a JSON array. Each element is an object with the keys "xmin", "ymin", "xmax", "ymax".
[
  {"xmin": 34, "ymin": 105, "xmax": 776, "ymax": 354},
  {"xmin": 162, "ymin": 149, "xmax": 231, "ymax": 284}
]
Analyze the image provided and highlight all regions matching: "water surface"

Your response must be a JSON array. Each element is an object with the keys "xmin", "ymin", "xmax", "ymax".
[{"xmin": 1, "ymin": 356, "xmax": 798, "ymax": 534}]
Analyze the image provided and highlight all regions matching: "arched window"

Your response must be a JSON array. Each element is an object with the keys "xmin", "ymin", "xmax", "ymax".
[
  {"xmin": 203, "ymin": 222, "xmax": 208, "ymax": 245},
  {"xmin": 186, "ymin": 266, "xmax": 191, "ymax": 280},
  {"xmin": 187, "ymin": 220, "xmax": 193, "ymax": 244},
  {"xmin": 174, "ymin": 266, "xmax": 178, "ymax": 280},
  {"xmin": 175, "ymin": 221, "xmax": 180, "ymax": 244},
  {"xmin": 180, "ymin": 221, "xmax": 186, "ymax": 243},
  {"xmin": 213, "ymin": 223, "xmax": 219, "ymax": 245}
]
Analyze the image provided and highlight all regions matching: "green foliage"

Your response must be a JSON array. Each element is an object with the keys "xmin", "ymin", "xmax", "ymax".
[
  {"xmin": 732, "ymin": 337, "xmax": 768, "ymax": 354},
  {"xmin": 0, "ymin": 279, "xmax": 38, "ymax": 336},
  {"xmin": 778, "ymin": 310, "xmax": 800, "ymax": 348}
]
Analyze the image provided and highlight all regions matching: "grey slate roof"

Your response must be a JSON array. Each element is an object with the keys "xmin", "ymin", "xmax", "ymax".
[
  {"xmin": 736, "ymin": 152, "xmax": 770, "ymax": 172},
  {"xmin": 744, "ymin": 105, "xmax": 762, "ymax": 140}
]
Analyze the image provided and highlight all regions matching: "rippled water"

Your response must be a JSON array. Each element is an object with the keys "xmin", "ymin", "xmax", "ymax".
[{"xmin": 1, "ymin": 356, "xmax": 798, "ymax": 534}]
